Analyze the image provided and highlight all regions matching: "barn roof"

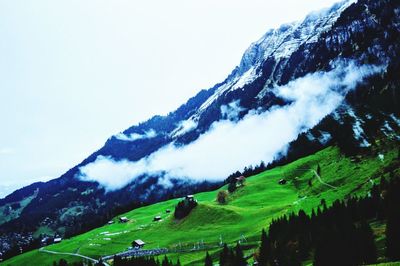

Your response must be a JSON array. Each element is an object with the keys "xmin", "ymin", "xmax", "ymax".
[{"xmin": 133, "ymin": 239, "xmax": 145, "ymax": 245}]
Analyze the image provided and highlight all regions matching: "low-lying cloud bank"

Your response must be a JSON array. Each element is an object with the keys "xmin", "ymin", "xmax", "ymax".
[{"xmin": 78, "ymin": 61, "xmax": 383, "ymax": 191}]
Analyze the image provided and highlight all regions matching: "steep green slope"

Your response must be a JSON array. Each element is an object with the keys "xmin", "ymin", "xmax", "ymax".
[{"xmin": 2, "ymin": 141, "xmax": 399, "ymax": 266}]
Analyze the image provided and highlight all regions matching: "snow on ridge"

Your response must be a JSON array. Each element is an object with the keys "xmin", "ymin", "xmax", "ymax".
[
  {"xmin": 230, "ymin": 66, "xmax": 261, "ymax": 91},
  {"xmin": 195, "ymin": 0, "xmax": 354, "ymax": 115},
  {"xmin": 197, "ymin": 78, "xmax": 238, "ymax": 113},
  {"xmin": 260, "ymin": 0, "xmax": 354, "ymax": 60}
]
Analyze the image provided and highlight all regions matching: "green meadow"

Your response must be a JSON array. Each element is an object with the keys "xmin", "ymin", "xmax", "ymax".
[{"xmin": 2, "ymin": 141, "xmax": 399, "ymax": 266}]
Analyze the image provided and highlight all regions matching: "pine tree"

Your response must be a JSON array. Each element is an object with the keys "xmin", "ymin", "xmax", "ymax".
[
  {"xmin": 359, "ymin": 220, "xmax": 377, "ymax": 264},
  {"xmin": 205, "ymin": 252, "xmax": 213, "ymax": 266},
  {"xmin": 258, "ymin": 229, "xmax": 271, "ymax": 266},
  {"xmin": 58, "ymin": 259, "xmax": 68, "ymax": 266},
  {"xmin": 162, "ymin": 255, "xmax": 170, "ymax": 266},
  {"xmin": 314, "ymin": 230, "xmax": 339, "ymax": 266},
  {"xmin": 219, "ymin": 243, "xmax": 229, "ymax": 266},
  {"xmin": 234, "ymin": 243, "xmax": 246, "ymax": 266},
  {"xmin": 385, "ymin": 179, "xmax": 400, "ymax": 261},
  {"xmin": 386, "ymin": 203, "xmax": 400, "ymax": 260}
]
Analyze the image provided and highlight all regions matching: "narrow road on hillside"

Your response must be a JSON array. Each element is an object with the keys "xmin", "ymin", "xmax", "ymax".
[
  {"xmin": 310, "ymin": 169, "xmax": 337, "ymax": 189},
  {"xmin": 294, "ymin": 168, "xmax": 337, "ymax": 189},
  {"xmin": 39, "ymin": 247, "xmax": 111, "ymax": 266}
]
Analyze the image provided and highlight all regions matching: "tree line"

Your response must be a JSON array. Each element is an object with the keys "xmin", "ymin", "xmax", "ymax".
[
  {"xmin": 200, "ymin": 174, "xmax": 400, "ymax": 266},
  {"xmin": 256, "ymin": 175, "xmax": 400, "ymax": 265}
]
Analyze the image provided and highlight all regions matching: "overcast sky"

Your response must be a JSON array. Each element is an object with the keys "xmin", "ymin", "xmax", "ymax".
[{"xmin": 0, "ymin": 0, "xmax": 342, "ymax": 197}]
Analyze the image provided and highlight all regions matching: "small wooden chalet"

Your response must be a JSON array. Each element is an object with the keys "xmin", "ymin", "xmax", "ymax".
[
  {"xmin": 119, "ymin": 216, "xmax": 129, "ymax": 223},
  {"xmin": 132, "ymin": 239, "xmax": 145, "ymax": 249},
  {"xmin": 236, "ymin": 176, "xmax": 246, "ymax": 186},
  {"xmin": 185, "ymin": 195, "xmax": 197, "ymax": 203}
]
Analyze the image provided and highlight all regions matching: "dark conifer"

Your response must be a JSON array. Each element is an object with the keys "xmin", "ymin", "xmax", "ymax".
[
  {"xmin": 59, "ymin": 259, "xmax": 68, "ymax": 266},
  {"xmin": 234, "ymin": 243, "xmax": 246, "ymax": 266},
  {"xmin": 219, "ymin": 243, "xmax": 229, "ymax": 266},
  {"xmin": 259, "ymin": 229, "xmax": 271, "ymax": 266},
  {"xmin": 385, "ymin": 178, "xmax": 400, "ymax": 260},
  {"xmin": 358, "ymin": 220, "xmax": 377, "ymax": 264},
  {"xmin": 204, "ymin": 252, "xmax": 213, "ymax": 266}
]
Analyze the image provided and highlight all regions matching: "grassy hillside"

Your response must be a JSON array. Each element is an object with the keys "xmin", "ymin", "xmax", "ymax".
[{"xmin": 2, "ymin": 141, "xmax": 399, "ymax": 266}]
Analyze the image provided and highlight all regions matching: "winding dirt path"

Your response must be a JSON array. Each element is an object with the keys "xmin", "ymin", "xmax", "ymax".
[
  {"xmin": 39, "ymin": 247, "xmax": 111, "ymax": 266},
  {"xmin": 309, "ymin": 169, "xmax": 337, "ymax": 189},
  {"xmin": 293, "ymin": 168, "xmax": 338, "ymax": 189}
]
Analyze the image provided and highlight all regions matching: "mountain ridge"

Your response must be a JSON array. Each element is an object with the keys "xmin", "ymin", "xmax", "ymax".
[{"xmin": 1, "ymin": 0, "xmax": 399, "ymax": 261}]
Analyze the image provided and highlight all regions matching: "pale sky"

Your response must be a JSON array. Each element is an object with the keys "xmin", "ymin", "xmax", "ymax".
[{"xmin": 0, "ymin": 0, "xmax": 342, "ymax": 197}]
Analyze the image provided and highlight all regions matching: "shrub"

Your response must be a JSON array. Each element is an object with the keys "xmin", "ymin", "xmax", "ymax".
[{"xmin": 217, "ymin": 190, "xmax": 228, "ymax": 204}]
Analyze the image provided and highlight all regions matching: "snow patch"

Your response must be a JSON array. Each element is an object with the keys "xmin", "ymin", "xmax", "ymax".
[
  {"xmin": 171, "ymin": 119, "xmax": 198, "ymax": 138},
  {"xmin": 306, "ymin": 132, "xmax": 316, "ymax": 141},
  {"xmin": 347, "ymin": 108, "xmax": 371, "ymax": 147},
  {"xmin": 230, "ymin": 66, "xmax": 261, "ymax": 91},
  {"xmin": 390, "ymin": 114, "xmax": 400, "ymax": 127},
  {"xmin": 115, "ymin": 129, "xmax": 157, "ymax": 142},
  {"xmin": 197, "ymin": 79, "xmax": 237, "ymax": 113},
  {"xmin": 318, "ymin": 131, "xmax": 332, "ymax": 145}
]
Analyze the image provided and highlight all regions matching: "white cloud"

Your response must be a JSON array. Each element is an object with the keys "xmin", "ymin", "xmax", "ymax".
[
  {"xmin": 79, "ymin": 156, "xmax": 149, "ymax": 190},
  {"xmin": 171, "ymin": 119, "xmax": 198, "ymax": 137},
  {"xmin": 0, "ymin": 0, "xmax": 350, "ymax": 196},
  {"xmin": 78, "ymin": 61, "xmax": 383, "ymax": 191},
  {"xmin": 221, "ymin": 100, "xmax": 246, "ymax": 121},
  {"xmin": 115, "ymin": 129, "xmax": 157, "ymax": 141}
]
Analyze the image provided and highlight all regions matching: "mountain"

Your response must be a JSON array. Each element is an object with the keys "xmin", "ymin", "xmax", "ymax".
[
  {"xmin": 5, "ymin": 142, "xmax": 400, "ymax": 266},
  {"xmin": 1, "ymin": 0, "xmax": 399, "ymax": 261}
]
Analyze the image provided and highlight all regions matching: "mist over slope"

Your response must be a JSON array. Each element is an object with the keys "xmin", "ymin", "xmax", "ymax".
[{"xmin": 79, "ymin": 61, "xmax": 383, "ymax": 191}]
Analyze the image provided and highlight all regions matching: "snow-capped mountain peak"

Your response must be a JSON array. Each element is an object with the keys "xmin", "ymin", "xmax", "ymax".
[{"xmin": 196, "ymin": 0, "xmax": 356, "ymax": 115}]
